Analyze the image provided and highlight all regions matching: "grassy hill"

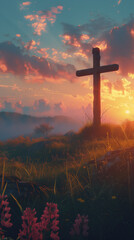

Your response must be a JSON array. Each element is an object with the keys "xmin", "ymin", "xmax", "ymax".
[{"xmin": 1, "ymin": 122, "xmax": 134, "ymax": 239}]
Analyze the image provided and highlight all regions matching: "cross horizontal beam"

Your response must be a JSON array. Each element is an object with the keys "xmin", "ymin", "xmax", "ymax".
[{"xmin": 76, "ymin": 64, "xmax": 119, "ymax": 77}]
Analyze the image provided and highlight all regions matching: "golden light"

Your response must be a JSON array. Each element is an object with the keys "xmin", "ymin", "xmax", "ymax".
[
  {"xmin": 0, "ymin": 63, "xmax": 7, "ymax": 72},
  {"xmin": 94, "ymin": 41, "xmax": 107, "ymax": 51},
  {"xmin": 125, "ymin": 110, "xmax": 130, "ymax": 114},
  {"xmin": 128, "ymin": 73, "xmax": 134, "ymax": 79},
  {"xmin": 80, "ymin": 34, "xmax": 90, "ymax": 41},
  {"xmin": 130, "ymin": 29, "xmax": 134, "ymax": 37}
]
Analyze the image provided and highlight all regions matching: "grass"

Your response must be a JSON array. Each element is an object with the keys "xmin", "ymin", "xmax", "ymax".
[{"xmin": 1, "ymin": 121, "xmax": 134, "ymax": 239}]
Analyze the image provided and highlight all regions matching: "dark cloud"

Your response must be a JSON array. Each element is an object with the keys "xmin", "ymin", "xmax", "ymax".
[
  {"xmin": 79, "ymin": 16, "xmax": 114, "ymax": 37},
  {"xmin": 0, "ymin": 99, "xmax": 66, "ymax": 115},
  {"xmin": 15, "ymin": 101, "xmax": 22, "ymax": 109},
  {"xmin": 22, "ymin": 99, "xmax": 51, "ymax": 114},
  {"xmin": 62, "ymin": 16, "xmax": 113, "ymax": 38},
  {"xmin": 101, "ymin": 16, "xmax": 134, "ymax": 76},
  {"xmin": 0, "ymin": 41, "xmax": 76, "ymax": 82},
  {"xmin": 1, "ymin": 101, "xmax": 15, "ymax": 112},
  {"xmin": 54, "ymin": 102, "xmax": 63, "ymax": 112},
  {"xmin": 61, "ymin": 16, "xmax": 114, "ymax": 59},
  {"xmin": 22, "ymin": 106, "xmax": 32, "ymax": 114},
  {"xmin": 0, "ymin": 41, "xmax": 25, "ymax": 75},
  {"xmin": 33, "ymin": 99, "xmax": 51, "ymax": 112},
  {"xmin": 61, "ymin": 23, "xmax": 92, "ymax": 58},
  {"xmin": 61, "ymin": 15, "xmax": 134, "ymax": 77}
]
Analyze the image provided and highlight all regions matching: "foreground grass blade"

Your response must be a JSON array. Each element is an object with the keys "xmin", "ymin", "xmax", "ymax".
[
  {"xmin": 1, "ymin": 159, "xmax": 6, "ymax": 192},
  {"xmin": 10, "ymin": 193, "xmax": 23, "ymax": 213},
  {"xmin": 2, "ymin": 182, "xmax": 7, "ymax": 197}
]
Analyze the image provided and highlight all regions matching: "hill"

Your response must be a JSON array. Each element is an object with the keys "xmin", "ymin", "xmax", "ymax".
[{"xmin": 0, "ymin": 111, "xmax": 81, "ymax": 140}]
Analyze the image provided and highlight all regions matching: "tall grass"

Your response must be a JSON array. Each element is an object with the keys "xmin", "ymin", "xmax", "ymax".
[
  {"xmin": 1, "ymin": 122, "xmax": 134, "ymax": 239},
  {"xmin": 1, "ymin": 121, "xmax": 134, "ymax": 198}
]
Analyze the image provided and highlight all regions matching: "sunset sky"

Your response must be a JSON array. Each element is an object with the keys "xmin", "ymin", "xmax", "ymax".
[{"xmin": 0, "ymin": 0, "xmax": 134, "ymax": 124}]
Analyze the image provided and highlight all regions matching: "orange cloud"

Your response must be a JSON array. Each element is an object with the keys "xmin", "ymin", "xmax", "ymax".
[
  {"xmin": 109, "ymin": 26, "xmax": 119, "ymax": 34},
  {"xmin": 0, "ymin": 62, "xmax": 7, "ymax": 73},
  {"xmin": 24, "ymin": 15, "xmax": 47, "ymax": 35},
  {"xmin": 80, "ymin": 34, "xmax": 90, "ymax": 41},
  {"xmin": 0, "ymin": 41, "xmax": 76, "ymax": 83},
  {"xmin": 24, "ymin": 40, "xmax": 40, "ymax": 51},
  {"xmin": 103, "ymin": 79, "xmax": 112, "ymax": 94},
  {"xmin": 130, "ymin": 29, "xmax": 134, "ymax": 37},
  {"xmin": 24, "ymin": 15, "xmax": 38, "ymax": 21},
  {"xmin": 16, "ymin": 34, "xmax": 21, "ymax": 38},
  {"xmin": 24, "ymin": 6, "xmax": 63, "ymax": 35},
  {"xmin": 60, "ymin": 33, "xmax": 91, "ymax": 60},
  {"xmin": 117, "ymin": 0, "xmax": 122, "ymax": 5},
  {"xmin": 103, "ymin": 78, "xmax": 131, "ymax": 95},
  {"xmin": 60, "ymin": 52, "xmax": 72, "ymax": 59},
  {"xmin": 93, "ymin": 40, "xmax": 107, "ymax": 51},
  {"xmin": 24, "ymin": 14, "xmax": 48, "ymax": 35},
  {"xmin": 20, "ymin": 1, "xmax": 31, "ymax": 10},
  {"xmin": 74, "ymin": 50, "xmax": 88, "ymax": 59},
  {"xmin": 62, "ymin": 34, "xmax": 71, "ymax": 42},
  {"xmin": 22, "ymin": 1, "xmax": 31, "ymax": 6},
  {"xmin": 0, "ymin": 84, "xmax": 21, "ymax": 91},
  {"xmin": 61, "ymin": 34, "xmax": 81, "ymax": 47},
  {"xmin": 32, "ymin": 22, "xmax": 47, "ymax": 36},
  {"xmin": 51, "ymin": 6, "xmax": 63, "ymax": 14},
  {"xmin": 37, "ymin": 48, "xmax": 49, "ymax": 58},
  {"xmin": 81, "ymin": 80, "xmax": 89, "ymax": 88}
]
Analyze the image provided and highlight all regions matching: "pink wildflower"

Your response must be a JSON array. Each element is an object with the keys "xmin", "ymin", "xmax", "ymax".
[
  {"xmin": 82, "ymin": 215, "xmax": 89, "ymax": 237},
  {"xmin": 50, "ymin": 231, "xmax": 60, "ymax": 240},
  {"xmin": 70, "ymin": 214, "xmax": 89, "ymax": 238},
  {"xmin": 41, "ymin": 202, "xmax": 60, "ymax": 240},
  {"xmin": 0, "ymin": 194, "xmax": 12, "ymax": 238},
  {"xmin": 18, "ymin": 207, "xmax": 42, "ymax": 240}
]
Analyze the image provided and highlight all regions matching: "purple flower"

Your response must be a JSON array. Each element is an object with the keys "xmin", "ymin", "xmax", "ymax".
[
  {"xmin": 41, "ymin": 202, "xmax": 60, "ymax": 240},
  {"xmin": 0, "ymin": 194, "xmax": 12, "ymax": 238},
  {"xmin": 70, "ymin": 214, "xmax": 89, "ymax": 238},
  {"xmin": 18, "ymin": 207, "xmax": 42, "ymax": 240}
]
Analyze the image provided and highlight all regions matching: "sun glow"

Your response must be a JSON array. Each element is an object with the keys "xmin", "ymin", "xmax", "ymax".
[{"xmin": 125, "ymin": 110, "xmax": 130, "ymax": 114}]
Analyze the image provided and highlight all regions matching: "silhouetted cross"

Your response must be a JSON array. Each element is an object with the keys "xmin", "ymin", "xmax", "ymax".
[{"xmin": 76, "ymin": 48, "xmax": 119, "ymax": 128}]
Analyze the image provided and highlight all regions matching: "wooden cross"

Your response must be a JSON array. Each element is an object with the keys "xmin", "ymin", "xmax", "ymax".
[{"xmin": 76, "ymin": 47, "xmax": 119, "ymax": 128}]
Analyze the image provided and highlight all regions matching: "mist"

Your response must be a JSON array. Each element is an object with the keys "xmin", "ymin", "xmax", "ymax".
[{"xmin": 0, "ymin": 112, "xmax": 81, "ymax": 141}]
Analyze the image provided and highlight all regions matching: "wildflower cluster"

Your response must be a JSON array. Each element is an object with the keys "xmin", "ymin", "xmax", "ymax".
[
  {"xmin": 70, "ymin": 214, "xmax": 89, "ymax": 238},
  {"xmin": 0, "ymin": 194, "xmax": 89, "ymax": 240},
  {"xmin": 18, "ymin": 203, "xmax": 59, "ymax": 240},
  {"xmin": 0, "ymin": 194, "xmax": 12, "ymax": 238},
  {"xmin": 41, "ymin": 203, "xmax": 59, "ymax": 240},
  {"xmin": 18, "ymin": 208, "xmax": 41, "ymax": 240}
]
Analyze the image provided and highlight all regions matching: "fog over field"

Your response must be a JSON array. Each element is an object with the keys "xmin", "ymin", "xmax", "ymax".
[{"xmin": 0, "ymin": 111, "xmax": 81, "ymax": 140}]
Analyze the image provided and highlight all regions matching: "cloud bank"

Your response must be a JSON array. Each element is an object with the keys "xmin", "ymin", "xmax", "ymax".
[
  {"xmin": 0, "ymin": 41, "xmax": 76, "ymax": 83},
  {"xmin": 0, "ymin": 99, "xmax": 65, "ymax": 115}
]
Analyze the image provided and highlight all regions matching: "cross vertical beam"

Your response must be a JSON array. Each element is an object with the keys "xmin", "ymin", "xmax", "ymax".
[
  {"xmin": 76, "ymin": 47, "xmax": 119, "ymax": 129},
  {"xmin": 92, "ymin": 48, "xmax": 101, "ymax": 128}
]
